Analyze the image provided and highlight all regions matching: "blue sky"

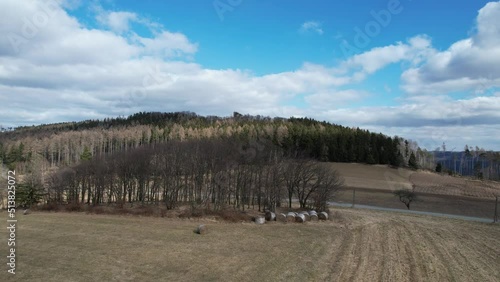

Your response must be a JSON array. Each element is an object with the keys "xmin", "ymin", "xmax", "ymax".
[
  {"xmin": 0, "ymin": 0, "xmax": 499, "ymax": 150},
  {"xmin": 72, "ymin": 1, "xmax": 486, "ymax": 71}
]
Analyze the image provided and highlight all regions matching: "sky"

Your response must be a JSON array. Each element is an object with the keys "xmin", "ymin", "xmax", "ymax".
[{"xmin": 0, "ymin": 0, "xmax": 499, "ymax": 151}]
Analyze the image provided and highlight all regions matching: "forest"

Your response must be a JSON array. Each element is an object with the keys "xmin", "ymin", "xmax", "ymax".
[
  {"xmin": 1, "ymin": 112, "xmax": 499, "ymax": 211},
  {"xmin": 0, "ymin": 111, "xmax": 422, "ymax": 171}
]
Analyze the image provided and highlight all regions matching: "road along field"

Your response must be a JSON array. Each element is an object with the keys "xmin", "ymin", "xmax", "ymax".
[{"xmin": 0, "ymin": 209, "xmax": 498, "ymax": 282}]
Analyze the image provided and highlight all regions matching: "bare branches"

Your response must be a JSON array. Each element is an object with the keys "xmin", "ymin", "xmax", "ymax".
[{"xmin": 393, "ymin": 188, "xmax": 418, "ymax": 210}]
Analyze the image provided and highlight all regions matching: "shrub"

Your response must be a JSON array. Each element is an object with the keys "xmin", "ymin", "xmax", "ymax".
[
  {"xmin": 129, "ymin": 205, "xmax": 156, "ymax": 216},
  {"xmin": 178, "ymin": 208, "xmax": 204, "ymax": 219},
  {"xmin": 36, "ymin": 202, "xmax": 60, "ymax": 212},
  {"xmin": 86, "ymin": 205, "xmax": 105, "ymax": 214},
  {"xmin": 178, "ymin": 208, "xmax": 252, "ymax": 222},
  {"xmin": 213, "ymin": 210, "xmax": 252, "ymax": 222},
  {"xmin": 65, "ymin": 203, "xmax": 84, "ymax": 212}
]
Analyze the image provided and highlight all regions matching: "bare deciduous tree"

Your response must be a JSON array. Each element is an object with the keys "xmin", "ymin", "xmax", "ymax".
[{"xmin": 393, "ymin": 188, "xmax": 418, "ymax": 210}]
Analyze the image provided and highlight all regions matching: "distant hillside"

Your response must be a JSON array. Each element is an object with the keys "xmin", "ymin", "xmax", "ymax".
[
  {"xmin": 433, "ymin": 150, "xmax": 500, "ymax": 180},
  {"xmin": 0, "ymin": 111, "xmax": 498, "ymax": 180},
  {"xmin": 330, "ymin": 163, "xmax": 500, "ymax": 198},
  {"xmin": 0, "ymin": 111, "xmax": 422, "ymax": 172}
]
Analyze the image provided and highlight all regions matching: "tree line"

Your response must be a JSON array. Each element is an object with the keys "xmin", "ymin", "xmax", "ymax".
[
  {"xmin": 434, "ymin": 144, "xmax": 500, "ymax": 180},
  {"xmin": 43, "ymin": 137, "xmax": 343, "ymax": 212}
]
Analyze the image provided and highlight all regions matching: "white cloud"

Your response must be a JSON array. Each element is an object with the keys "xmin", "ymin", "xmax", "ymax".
[
  {"xmin": 133, "ymin": 31, "xmax": 198, "ymax": 58},
  {"xmin": 321, "ymin": 95, "xmax": 500, "ymax": 128},
  {"xmin": 401, "ymin": 1, "xmax": 500, "ymax": 95},
  {"xmin": 474, "ymin": 1, "xmax": 500, "ymax": 48},
  {"xmin": 61, "ymin": 0, "xmax": 82, "ymax": 10},
  {"xmin": 299, "ymin": 21, "xmax": 323, "ymax": 35},
  {"xmin": 304, "ymin": 95, "xmax": 500, "ymax": 150},
  {"xmin": 341, "ymin": 35, "xmax": 434, "ymax": 80},
  {"xmin": 304, "ymin": 90, "xmax": 368, "ymax": 110},
  {"xmin": 97, "ymin": 11, "xmax": 137, "ymax": 33}
]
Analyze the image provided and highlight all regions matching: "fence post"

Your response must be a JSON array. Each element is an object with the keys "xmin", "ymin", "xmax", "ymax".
[
  {"xmin": 352, "ymin": 189, "xmax": 356, "ymax": 208},
  {"xmin": 494, "ymin": 196, "xmax": 498, "ymax": 223}
]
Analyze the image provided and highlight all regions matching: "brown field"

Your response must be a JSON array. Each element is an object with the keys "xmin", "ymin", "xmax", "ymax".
[
  {"xmin": 410, "ymin": 171, "xmax": 500, "ymax": 199},
  {"xmin": 331, "ymin": 163, "xmax": 414, "ymax": 191},
  {"xmin": 335, "ymin": 189, "xmax": 498, "ymax": 219},
  {"xmin": 331, "ymin": 163, "xmax": 500, "ymax": 199},
  {"xmin": 1, "ymin": 210, "xmax": 499, "ymax": 282}
]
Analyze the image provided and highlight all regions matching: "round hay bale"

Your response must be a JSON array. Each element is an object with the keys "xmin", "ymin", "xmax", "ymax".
[
  {"xmin": 318, "ymin": 212, "xmax": 329, "ymax": 220},
  {"xmin": 295, "ymin": 213, "xmax": 306, "ymax": 223},
  {"xmin": 309, "ymin": 211, "xmax": 318, "ymax": 221},
  {"xmin": 195, "ymin": 224, "xmax": 208, "ymax": 235},
  {"xmin": 277, "ymin": 213, "xmax": 287, "ymax": 222},
  {"xmin": 286, "ymin": 212, "xmax": 296, "ymax": 222},
  {"xmin": 23, "ymin": 209, "xmax": 30, "ymax": 215},
  {"xmin": 265, "ymin": 211, "xmax": 276, "ymax": 221},
  {"xmin": 299, "ymin": 211, "xmax": 310, "ymax": 221},
  {"xmin": 255, "ymin": 216, "xmax": 266, "ymax": 225}
]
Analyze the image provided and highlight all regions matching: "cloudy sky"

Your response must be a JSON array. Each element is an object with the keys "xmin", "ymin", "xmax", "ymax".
[{"xmin": 0, "ymin": 0, "xmax": 499, "ymax": 150}]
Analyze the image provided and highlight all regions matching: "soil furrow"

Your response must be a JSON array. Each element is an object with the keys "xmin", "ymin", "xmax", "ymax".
[
  {"xmin": 327, "ymin": 228, "xmax": 356, "ymax": 282},
  {"xmin": 377, "ymin": 224, "xmax": 390, "ymax": 281},
  {"xmin": 339, "ymin": 227, "xmax": 364, "ymax": 282},
  {"xmin": 418, "ymin": 226, "xmax": 458, "ymax": 281},
  {"xmin": 351, "ymin": 224, "xmax": 379, "ymax": 282},
  {"xmin": 383, "ymin": 220, "xmax": 409, "ymax": 281},
  {"xmin": 399, "ymin": 222, "xmax": 430, "ymax": 282}
]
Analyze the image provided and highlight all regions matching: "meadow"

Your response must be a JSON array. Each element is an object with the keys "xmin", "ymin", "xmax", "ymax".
[{"xmin": 0, "ymin": 208, "xmax": 498, "ymax": 282}]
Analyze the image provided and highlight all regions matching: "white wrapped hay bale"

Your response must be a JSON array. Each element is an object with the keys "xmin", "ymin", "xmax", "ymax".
[
  {"xmin": 295, "ymin": 213, "xmax": 306, "ymax": 223},
  {"xmin": 318, "ymin": 212, "xmax": 329, "ymax": 220},
  {"xmin": 308, "ymin": 210, "xmax": 318, "ymax": 221},
  {"xmin": 299, "ymin": 211, "xmax": 310, "ymax": 221},
  {"xmin": 255, "ymin": 216, "xmax": 266, "ymax": 225},
  {"xmin": 265, "ymin": 211, "xmax": 276, "ymax": 221}
]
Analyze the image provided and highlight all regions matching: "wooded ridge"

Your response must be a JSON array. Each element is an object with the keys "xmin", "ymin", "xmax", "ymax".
[{"xmin": 1, "ymin": 112, "xmax": 498, "ymax": 211}]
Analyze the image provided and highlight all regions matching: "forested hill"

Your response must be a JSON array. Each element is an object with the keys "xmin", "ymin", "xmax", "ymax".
[{"xmin": 0, "ymin": 111, "xmax": 429, "ymax": 173}]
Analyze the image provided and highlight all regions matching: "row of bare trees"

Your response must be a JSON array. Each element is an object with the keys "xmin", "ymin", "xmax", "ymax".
[{"xmin": 46, "ymin": 138, "xmax": 344, "ymax": 212}]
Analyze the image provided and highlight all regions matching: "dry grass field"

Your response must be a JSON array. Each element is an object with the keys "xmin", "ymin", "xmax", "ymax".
[
  {"xmin": 0, "ymin": 209, "xmax": 498, "ymax": 282},
  {"xmin": 331, "ymin": 163, "xmax": 500, "ymax": 219},
  {"xmin": 410, "ymin": 171, "xmax": 500, "ymax": 199},
  {"xmin": 331, "ymin": 163, "xmax": 500, "ymax": 199},
  {"xmin": 335, "ymin": 189, "xmax": 497, "ymax": 219},
  {"xmin": 330, "ymin": 163, "xmax": 414, "ymax": 191}
]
